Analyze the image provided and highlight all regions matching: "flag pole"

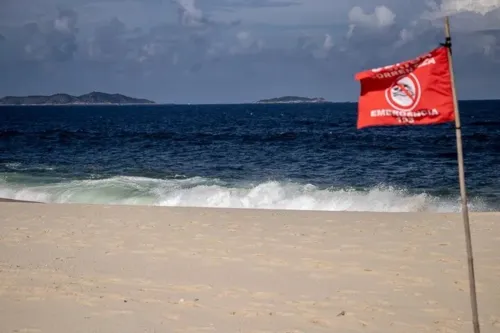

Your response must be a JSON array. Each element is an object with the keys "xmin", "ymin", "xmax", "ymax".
[{"xmin": 443, "ymin": 16, "xmax": 481, "ymax": 333}]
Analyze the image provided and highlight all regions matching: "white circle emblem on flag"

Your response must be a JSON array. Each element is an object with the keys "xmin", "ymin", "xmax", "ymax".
[{"xmin": 385, "ymin": 73, "xmax": 421, "ymax": 111}]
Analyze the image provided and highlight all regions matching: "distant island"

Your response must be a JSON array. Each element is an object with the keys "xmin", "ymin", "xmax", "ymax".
[
  {"xmin": 0, "ymin": 92, "xmax": 155, "ymax": 105},
  {"xmin": 257, "ymin": 96, "xmax": 328, "ymax": 104}
]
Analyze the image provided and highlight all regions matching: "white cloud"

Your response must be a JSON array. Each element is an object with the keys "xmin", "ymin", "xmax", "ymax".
[
  {"xmin": 439, "ymin": 0, "xmax": 500, "ymax": 15},
  {"xmin": 418, "ymin": 0, "xmax": 500, "ymax": 33},
  {"xmin": 177, "ymin": 0, "xmax": 205, "ymax": 27},
  {"xmin": 237, "ymin": 31, "xmax": 251, "ymax": 42},
  {"xmin": 348, "ymin": 5, "xmax": 396, "ymax": 28},
  {"xmin": 229, "ymin": 30, "xmax": 264, "ymax": 55},
  {"xmin": 53, "ymin": 9, "xmax": 78, "ymax": 34},
  {"xmin": 421, "ymin": 0, "xmax": 500, "ymax": 24},
  {"xmin": 54, "ymin": 17, "xmax": 72, "ymax": 33},
  {"xmin": 399, "ymin": 28, "xmax": 413, "ymax": 42},
  {"xmin": 323, "ymin": 33, "xmax": 334, "ymax": 50},
  {"xmin": 310, "ymin": 33, "xmax": 334, "ymax": 59}
]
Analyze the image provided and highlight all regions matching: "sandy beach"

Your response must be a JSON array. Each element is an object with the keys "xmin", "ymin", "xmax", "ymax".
[{"xmin": 0, "ymin": 202, "xmax": 499, "ymax": 333}]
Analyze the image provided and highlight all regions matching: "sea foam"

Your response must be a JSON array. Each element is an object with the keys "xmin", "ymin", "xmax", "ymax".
[{"xmin": 0, "ymin": 175, "xmax": 491, "ymax": 212}]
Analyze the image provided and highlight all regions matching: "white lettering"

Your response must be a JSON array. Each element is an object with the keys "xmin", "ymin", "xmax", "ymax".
[
  {"xmin": 371, "ymin": 54, "xmax": 436, "ymax": 78},
  {"xmin": 375, "ymin": 67, "xmax": 414, "ymax": 79},
  {"xmin": 418, "ymin": 57, "xmax": 436, "ymax": 68},
  {"xmin": 370, "ymin": 109, "xmax": 440, "ymax": 118},
  {"xmin": 398, "ymin": 117, "xmax": 415, "ymax": 124},
  {"xmin": 372, "ymin": 64, "xmax": 396, "ymax": 73}
]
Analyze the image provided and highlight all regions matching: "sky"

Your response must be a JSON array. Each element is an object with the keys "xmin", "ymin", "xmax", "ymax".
[{"xmin": 0, "ymin": 0, "xmax": 499, "ymax": 103}]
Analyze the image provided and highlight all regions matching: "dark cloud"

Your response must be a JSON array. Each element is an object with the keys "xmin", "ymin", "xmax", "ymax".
[
  {"xmin": 342, "ymin": 26, "xmax": 402, "ymax": 67},
  {"xmin": 0, "ymin": 0, "xmax": 499, "ymax": 102},
  {"xmin": 296, "ymin": 35, "xmax": 315, "ymax": 50},
  {"xmin": 212, "ymin": 0, "xmax": 300, "ymax": 10},
  {"xmin": 78, "ymin": 2, "xmax": 242, "ymax": 74},
  {"xmin": 87, "ymin": 17, "xmax": 128, "ymax": 62},
  {"xmin": 189, "ymin": 62, "xmax": 203, "ymax": 73},
  {"xmin": 2, "ymin": 8, "xmax": 79, "ymax": 62}
]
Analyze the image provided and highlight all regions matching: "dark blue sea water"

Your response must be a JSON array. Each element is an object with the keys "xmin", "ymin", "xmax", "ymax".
[{"xmin": 0, "ymin": 101, "xmax": 499, "ymax": 212}]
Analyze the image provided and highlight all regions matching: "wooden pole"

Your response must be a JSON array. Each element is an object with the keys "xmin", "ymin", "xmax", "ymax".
[{"xmin": 443, "ymin": 16, "xmax": 481, "ymax": 333}]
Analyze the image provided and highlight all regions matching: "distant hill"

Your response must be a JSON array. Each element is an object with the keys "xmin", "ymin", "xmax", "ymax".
[
  {"xmin": 257, "ymin": 96, "xmax": 328, "ymax": 104},
  {"xmin": 0, "ymin": 92, "xmax": 155, "ymax": 105}
]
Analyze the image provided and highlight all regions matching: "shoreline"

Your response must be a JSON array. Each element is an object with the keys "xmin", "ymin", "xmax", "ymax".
[
  {"xmin": 0, "ymin": 198, "xmax": 43, "ymax": 204},
  {"xmin": 1, "ymin": 197, "xmax": 499, "ymax": 214}
]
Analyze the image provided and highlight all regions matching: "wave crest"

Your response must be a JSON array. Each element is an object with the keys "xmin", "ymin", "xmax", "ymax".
[{"xmin": 0, "ymin": 175, "xmax": 492, "ymax": 212}]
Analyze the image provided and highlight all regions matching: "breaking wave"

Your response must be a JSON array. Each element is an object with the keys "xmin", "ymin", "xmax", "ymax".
[{"xmin": 0, "ymin": 174, "xmax": 493, "ymax": 212}]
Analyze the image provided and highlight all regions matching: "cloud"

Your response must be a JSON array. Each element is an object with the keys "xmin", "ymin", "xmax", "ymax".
[
  {"xmin": 434, "ymin": 0, "xmax": 500, "ymax": 15},
  {"xmin": 0, "ymin": 0, "xmax": 499, "ymax": 102},
  {"xmin": 54, "ymin": 8, "xmax": 78, "ymax": 34},
  {"xmin": 212, "ymin": 0, "xmax": 300, "ymax": 9},
  {"xmin": 346, "ymin": 5, "xmax": 396, "ymax": 40},
  {"xmin": 237, "ymin": 31, "xmax": 251, "ymax": 43},
  {"xmin": 10, "ymin": 8, "xmax": 80, "ymax": 62},
  {"xmin": 175, "ymin": 0, "xmax": 205, "ymax": 27},
  {"xmin": 348, "ymin": 5, "xmax": 396, "ymax": 29},
  {"xmin": 420, "ymin": 0, "xmax": 500, "ymax": 32},
  {"xmin": 323, "ymin": 34, "xmax": 334, "ymax": 50},
  {"xmin": 226, "ymin": 31, "xmax": 264, "ymax": 55},
  {"xmin": 308, "ymin": 34, "xmax": 334, "ymax": 59},
  {"xmin": 399, "ymin": 28, "xmax": 414, "ymax": 43},
  {"xmin": 86, "ymin": 17, "xmax": 127, "ymax": 62}
]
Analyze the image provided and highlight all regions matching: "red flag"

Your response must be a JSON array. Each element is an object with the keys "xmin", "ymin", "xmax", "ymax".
[{"xmin": 355, "ymin": 46, "xmax": 455, "ymax": 129}]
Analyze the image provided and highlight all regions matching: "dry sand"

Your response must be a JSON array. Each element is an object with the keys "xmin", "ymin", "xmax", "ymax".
[{"xmin": 0, "ymin": 202, "xmax": 499, "ymax": 333}]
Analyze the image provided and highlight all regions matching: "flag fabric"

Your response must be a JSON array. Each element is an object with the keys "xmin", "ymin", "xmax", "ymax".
[{"xmin": 355, "ymin": 46, "xmax": 456, "ymax": 129}]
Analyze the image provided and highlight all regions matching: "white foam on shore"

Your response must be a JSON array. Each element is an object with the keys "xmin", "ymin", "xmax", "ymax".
[{"xmin": 0, "ymin": 175, "xmax": 492, "ymax": 212}]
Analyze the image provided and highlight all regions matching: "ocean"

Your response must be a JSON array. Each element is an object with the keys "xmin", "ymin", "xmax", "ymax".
[{"xmin": 0, "ymin": 101, "xmax": 499, "ymax": 212}]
